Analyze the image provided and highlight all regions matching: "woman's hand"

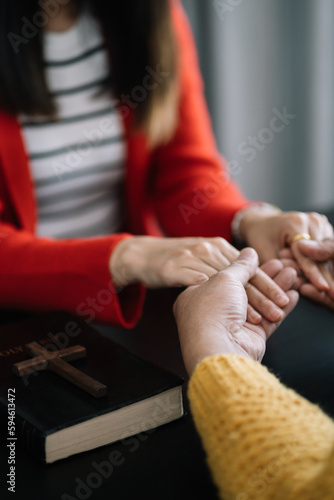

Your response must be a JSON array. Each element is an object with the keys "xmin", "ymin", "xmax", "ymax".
[
  {"xmin": 109, "ymin": 236, "xmax": 291, "ymax": 324},
  {"xmin": 239, "ymin": 210, "xmax": 333, "ymax": 291},
  {"xmin": 173, "ymin": 248, "xmax": 299, "ymax": 376},
  {"xmin": 280, "ymin": 240, "xmax": 334, "ymax": 309}
]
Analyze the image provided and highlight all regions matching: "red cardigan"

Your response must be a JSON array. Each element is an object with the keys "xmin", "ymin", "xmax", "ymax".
[{"xmin": 0, "ymin": 1, "xmax": 248, "ymax": 327}]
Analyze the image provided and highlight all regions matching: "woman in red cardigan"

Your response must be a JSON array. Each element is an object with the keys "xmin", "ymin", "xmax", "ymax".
[{"xmin": 0, "ymin": 0, "xmax": 332, "ymax": 326}]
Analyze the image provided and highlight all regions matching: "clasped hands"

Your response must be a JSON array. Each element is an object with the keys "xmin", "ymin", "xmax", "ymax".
[
  {"xmin": 110, "ymin": 236, "xmax": 293, "ymax": 326},
  {"xmin": 174, "ymin": 236, "xmax": 334, "ymax": 376},
  {"xmin": 238, "ymin": 209, "xmax": 334, "ymax": 308},
  {"xmin": 173, "ymin": 248, "xmax": 299, "ymax": 375},
  {"xmin": 110, "ymin": 210, "xmax": 334, "ymax": 327}
]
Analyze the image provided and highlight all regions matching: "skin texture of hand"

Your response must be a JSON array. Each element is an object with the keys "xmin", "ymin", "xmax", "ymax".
[
  {"xmin": 280, "ymin": 240, "xmax": 334, "ymax": 309},
  {"xmin": 173, "ymin": 248, "xmax": 299, "ymax": 376},
  {"xmin": 239, "ymin": 210, "xmax": 334, "ymax": 291},
  {"xmin": 109, "ymin": 236, "xmax": 290, "ymax": 324}
]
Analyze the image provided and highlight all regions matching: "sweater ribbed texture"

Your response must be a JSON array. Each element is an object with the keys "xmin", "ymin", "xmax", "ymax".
[{"xmin": 188, "ymin": 354, "xmax": 334, "ymax": 500}]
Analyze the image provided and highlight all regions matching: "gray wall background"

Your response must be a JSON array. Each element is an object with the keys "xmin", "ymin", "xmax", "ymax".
[{"xmin": 181, "ymin": 0, "xmax": 334, "ymax": 212}]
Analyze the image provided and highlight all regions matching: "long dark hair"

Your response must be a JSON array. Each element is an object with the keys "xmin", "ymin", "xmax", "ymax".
[{"xmin": 0, "ymin": 0, "xmax": 178, "ymax": 145}]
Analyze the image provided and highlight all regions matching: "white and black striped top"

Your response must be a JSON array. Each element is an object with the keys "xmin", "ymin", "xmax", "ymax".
[{"xmin": 19, "ymin": 9, "xmax": 126, "ymax": 240}]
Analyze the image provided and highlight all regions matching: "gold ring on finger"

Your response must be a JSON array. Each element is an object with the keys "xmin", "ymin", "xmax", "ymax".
[{"xmin": 290, "ymin": 233, "xmax": 311, "ymax": 244}]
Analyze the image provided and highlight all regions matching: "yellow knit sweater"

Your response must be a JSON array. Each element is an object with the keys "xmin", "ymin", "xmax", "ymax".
[{"xmin": 188, "ymin": 355, "xmax": 334, "ymax": 500}]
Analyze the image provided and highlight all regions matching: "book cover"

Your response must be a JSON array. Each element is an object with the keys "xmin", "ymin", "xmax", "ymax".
[{"xmin": 0, "ymin": 311, "xmax": 184, "ymax": 464}]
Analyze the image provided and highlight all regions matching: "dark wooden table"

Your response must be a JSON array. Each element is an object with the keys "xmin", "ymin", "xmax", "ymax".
[{"xmin": 1, "ymin": 209, "xmax": 334, "ymax": 500}]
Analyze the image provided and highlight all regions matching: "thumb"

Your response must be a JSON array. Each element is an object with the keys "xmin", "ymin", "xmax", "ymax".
[
  {"xmin": 298, "ymin": 240, "xmax": 334, "ymax": 262},
  {"xmin": 224, "ymin": 247, "xmax": 259, "ymax": 285}
]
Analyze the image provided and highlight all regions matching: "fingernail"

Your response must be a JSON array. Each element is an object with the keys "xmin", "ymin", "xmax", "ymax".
[
  {"xmin": 253, "ymin": 310, "xmax": 262, "ymax": 320},
  {"xmin": 275, "ymin": 292, "xmax": 290, "ymax": 307},
  {"xmin": 318, "ymin": 276, "xmax": 330, "ymax": 291},
  {"xmin": 270, "ymin": 307, "xmax": 284, "ymax": 322},
  {"xmin": 250, "ymin": 310, "xmax": 262, "ymax": 324},
  {"xmin": 241, "ymin": 247, "xmax": 259, "ymax": 262}
]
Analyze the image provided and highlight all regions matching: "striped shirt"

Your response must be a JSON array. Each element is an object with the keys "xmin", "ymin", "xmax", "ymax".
[{"xmin": 19, "ymin": 9, "xmax": 126, "ymax": 240}]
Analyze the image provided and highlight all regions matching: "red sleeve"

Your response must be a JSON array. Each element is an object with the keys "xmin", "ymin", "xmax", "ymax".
[
  {"xmin": 152, "ymin": 0, "xmax": 249, "ymax": 240},
  {"xmin": 0, "ymin": 221, "xmax": 145, "ymax": 327}
]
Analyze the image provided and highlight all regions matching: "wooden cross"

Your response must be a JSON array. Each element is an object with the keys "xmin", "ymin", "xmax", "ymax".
[{"xmin": 13, "ymin": 342, "xmax": 107, "ymax": 399}]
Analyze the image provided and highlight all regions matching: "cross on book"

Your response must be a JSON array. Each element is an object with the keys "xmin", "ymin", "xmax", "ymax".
[{"xmin": 13, "ymin": 342, "xmax": 107, "ymax": 398}]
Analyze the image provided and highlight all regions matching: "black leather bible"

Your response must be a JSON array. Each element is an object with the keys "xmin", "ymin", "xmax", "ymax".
[{"xmin": 0, "ymin": 311, "xmax": 184, "ymax": 463}]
